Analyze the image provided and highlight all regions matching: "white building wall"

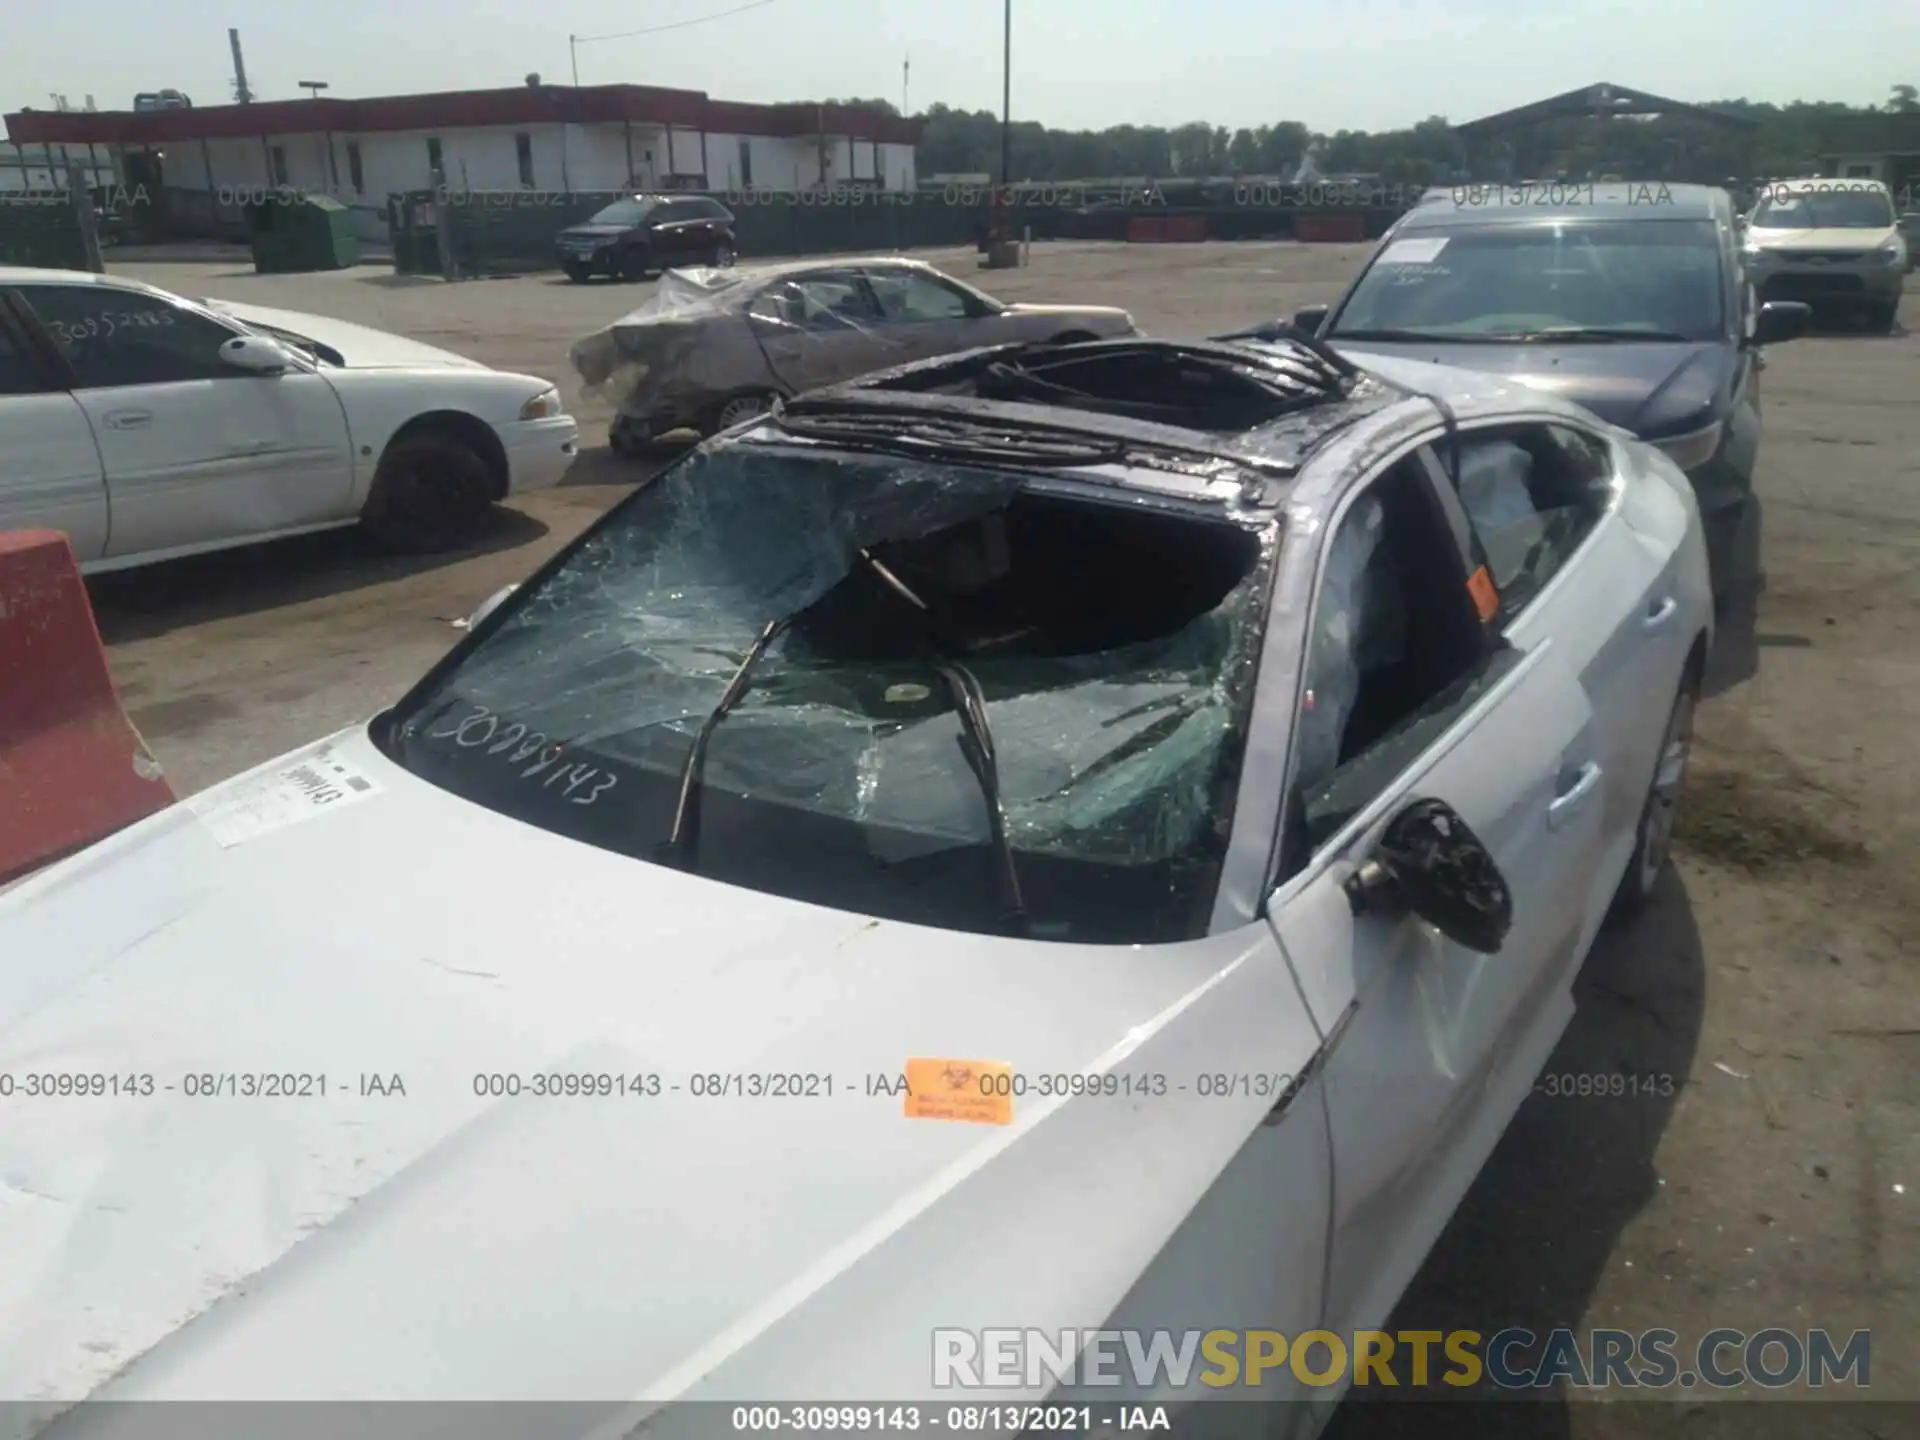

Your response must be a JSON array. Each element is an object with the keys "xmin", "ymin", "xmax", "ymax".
[
  {"xmin": 879, "ymin": 142, "xmax": 916, "ymax": 190},
  {"xmin": 107, "ymin": 121, "xmax": 910, "ymax": 205}
]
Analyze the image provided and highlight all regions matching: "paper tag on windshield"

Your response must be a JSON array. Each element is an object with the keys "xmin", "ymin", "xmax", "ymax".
[
  {"xmin": 904, "ymin": 1057, "xmax": 1014, "ymax": 1125},
  {"xmin": 188, "ymin": 743, "xmax": 382, "ymax": 848},
  {"xmin": 1377, "ymin": 237, "xmax": 1449, "ymax": 265}
]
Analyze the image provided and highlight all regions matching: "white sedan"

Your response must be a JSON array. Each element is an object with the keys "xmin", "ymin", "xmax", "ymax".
[
  {"xmin": 0, "ymin": 333, "xmax": 1709, "ymax": 1433},
  {"xmin": 0, "ymin": 266, "xmax": 580, "ymax": 567}
]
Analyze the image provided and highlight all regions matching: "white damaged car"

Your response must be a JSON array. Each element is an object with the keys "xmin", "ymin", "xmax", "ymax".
[
  {"xmin": 0, "ymin": 333, "xmax": 1710, "ymax": 1438},
  {"xmin": 0, "ymin": 265, "xmax": 580, "ymax": 566}
]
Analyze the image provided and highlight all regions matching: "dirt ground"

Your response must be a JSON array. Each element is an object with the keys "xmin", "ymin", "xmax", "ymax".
[{"xmin": 94, "ymin": 244, "xmax": 1919, "ymax": 1428}]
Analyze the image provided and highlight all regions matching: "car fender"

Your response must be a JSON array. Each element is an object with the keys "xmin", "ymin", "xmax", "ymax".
[{"xmin": 318, "ymin": 369, "xmax": 555, "ymax": 504}]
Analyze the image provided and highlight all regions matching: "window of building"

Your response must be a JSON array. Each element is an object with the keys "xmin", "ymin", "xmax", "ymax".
[
  {"xmin": 347, "ymin": 140, "xmax": 364, "ymax": 194},
  {"xmin": 515, "ymin": 132, "xmax": 535, "ymax": 188},
  {"xmin": 426, "ymin": 136, "xmax": 444, "ymax": 177},
  {"xmin": 269, "ymin": 144, "xmax": 289, "ymax": 186},
  {"xmin": 738, "ymin": 137, "xmax": 753, "ymax": 187}
]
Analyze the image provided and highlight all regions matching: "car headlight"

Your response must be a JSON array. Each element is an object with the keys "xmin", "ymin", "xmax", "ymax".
[
  {"xmin": 1652, "ymin": 419, "xmax": 1724, "ymax": 472},
  {"xmin": 1877, "ymin": 240, "xmax": 1906, "ymax": 266},
  {"xmin": 519, "ymin": 386, "xmax": 563, "ymax": 420}
]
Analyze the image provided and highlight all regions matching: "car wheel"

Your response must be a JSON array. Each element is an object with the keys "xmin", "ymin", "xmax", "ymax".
[
  {"xmin": 705, "ymin": 392, "xmax": 777, "ymax": 434},
  {"xmin": 711, "ymin": 242, "xmax": 736, "ymax": 267},
  {"xmin": 361, "ymin": 431, "xmax": 496, "ymax": 553},
  {"xmin": 1609, "ymin": 661, "xmax": 1701, "ymax": 921},
  {"xmin": 618, "ymin": 249, "xmax": 651, "ymax": 282},
  {"xmin": 563, "ymin": 261, "xmax": 591, "ymax": 284},
  {"xmin": 1868, "ymin": 301, "xmax": 1900, "ymax": 334},
  {"xmin": 1046, "ymin": 330, "xmax": 1099, "ymax": 345}
]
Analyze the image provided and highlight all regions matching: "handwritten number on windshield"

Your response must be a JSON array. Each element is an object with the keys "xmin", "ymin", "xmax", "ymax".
[{"xmin": 426, "ymin": 704, "xmax": 617, "ymax": 804}]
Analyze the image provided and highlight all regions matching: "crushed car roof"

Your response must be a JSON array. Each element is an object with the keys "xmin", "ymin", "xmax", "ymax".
[{"xmin": 741, "ymin": 330, "xmax": 1601, "ymax": 509}]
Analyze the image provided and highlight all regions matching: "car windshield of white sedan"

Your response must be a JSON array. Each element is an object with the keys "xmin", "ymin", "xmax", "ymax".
[
  {"xmin": 1332, "ymin": 219, "xmax": 1725, "ymax": 342},
  {"xmin": 384, "ymin": 446, "xmax": 1275, "ymax": 943}
]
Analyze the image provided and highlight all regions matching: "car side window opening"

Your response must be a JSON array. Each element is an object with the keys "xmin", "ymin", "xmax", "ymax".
[
  {"xmin": 757, "ymin": 274, "xmax": 879, "ymax": 330},
  {"xmin": 20, "ymin": 286, "xmax": 239, "ymax": 390},
  {"xmin": 868, "ymin": 270, "xmax": 973, "ymax": 322},
  {"xmin": 1448, "ymin": 424, "xmax": 1612, "ymax": 623},
  {"xmin": 1290, "ymin": 454, "xmax": 1506, "ymax": 854},
  {"xmin": 0, "ymin": 317, "xmax": 46, "ymax": 394}
]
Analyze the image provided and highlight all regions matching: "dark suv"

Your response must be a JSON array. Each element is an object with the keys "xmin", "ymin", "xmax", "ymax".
[
  {"xmin": 556, "ymin": 195, "xmax": 737, "ymax": 282},
  {"xmin": 1292, "ymin": 182, "xmax": 1809, "ymax": 602}
]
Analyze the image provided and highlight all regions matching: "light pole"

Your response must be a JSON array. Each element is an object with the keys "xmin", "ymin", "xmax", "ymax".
[{"xmin": 1000, "ymin": 0, "xmax": 1011, "ymax": 188}]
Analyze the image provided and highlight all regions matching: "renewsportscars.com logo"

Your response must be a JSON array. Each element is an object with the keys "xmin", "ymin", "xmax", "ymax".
[{"xmin": 931, "ymin": 1327, "xmax": 1872, "ymax": 1391}]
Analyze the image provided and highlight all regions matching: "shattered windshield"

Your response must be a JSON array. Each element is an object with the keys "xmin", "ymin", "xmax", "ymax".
[{"xmin": 381, "ymin": 444, "xmax": 1276, "ymax": 943}]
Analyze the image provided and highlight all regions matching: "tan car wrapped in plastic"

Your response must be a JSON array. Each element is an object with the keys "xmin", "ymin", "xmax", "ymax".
[{"xmin": 568, "ymin": 256, "xmax": 1137, "ymax": 453}]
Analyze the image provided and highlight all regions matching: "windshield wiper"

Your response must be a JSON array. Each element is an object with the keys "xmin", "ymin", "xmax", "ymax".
[
  {"xmin": 857, "ymin": 552, "xmax": 1030, "ymax": 936},
  {"xmin": 931, "ymin": 659, "xmax": 1029, "ymax": 936},
  {"xmin": 1331, "ymin": 328, "xmax": 1515, "ymax": 344},
  {"xmin": 656, "ymin": 615, "xmax": 789, "ymax": 872},
  {"xmin": 1519, "ymin": 326, "xmax": 1697, "ymax": 343}
]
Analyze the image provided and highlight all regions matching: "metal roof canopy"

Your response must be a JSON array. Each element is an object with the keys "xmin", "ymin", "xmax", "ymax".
[{"xmin": 1453, "ymin": 82, "xmax": 1760, "ymax": 138}]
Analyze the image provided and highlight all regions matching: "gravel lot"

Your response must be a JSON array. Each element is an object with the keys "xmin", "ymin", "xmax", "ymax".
[{"xmin": 96, "ymin": 244, "xmax": 1919, "ymax": 1426}]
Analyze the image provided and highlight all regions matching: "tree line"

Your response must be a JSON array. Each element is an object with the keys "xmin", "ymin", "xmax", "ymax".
[{"xmin": 816, "ymin": 85, "xmax": 1919, "ymax": 185}]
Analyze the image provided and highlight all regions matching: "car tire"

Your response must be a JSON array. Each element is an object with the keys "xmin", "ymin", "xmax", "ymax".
[
  {"xmin": 703, "ymin": 391, "xmax": 778, "ymax": 435},
  {"xmin": 1046, "ymin": 330, "xmax": 1100, "ymax": 345},
  {"xmin": 710, "ymin": 242, "xmax": 737, "ymax": 267},
  {"xmin": 1608, "ymin": 657, "xmax": 1703, "ymax": 922},
  {"xmin": 563, "ymin": 261, "xmax": 591, "ymax": 284},
  {"xmin": 361, "ymin": 431, "xmax": 496, "ymax": 553},
  {"xmin": 618, "ymin": 249, "xmax": 652, "ymax": 282},
  {"xmin": 1868, "ymin": 301, "xmax": 1899, "ymax": 334}
]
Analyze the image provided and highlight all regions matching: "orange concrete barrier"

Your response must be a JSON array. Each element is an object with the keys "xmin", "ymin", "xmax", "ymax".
[{"xmin": 0, "ymin": 530, "xmax": 174, "ymax": 884}]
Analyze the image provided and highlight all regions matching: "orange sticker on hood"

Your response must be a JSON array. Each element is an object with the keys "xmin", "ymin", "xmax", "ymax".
[
  {"xmin": 1467, "ymin": 566, "xmax": 1499, "ymax": 623},
  {"xmin": 904, "ymin": 1058, "xmax": 1014, "ymax": 1125}
]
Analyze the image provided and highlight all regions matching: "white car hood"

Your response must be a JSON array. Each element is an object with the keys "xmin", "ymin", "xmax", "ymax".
[
  {"xmin": 201, "ymin": 300, "xmax": 490, "ymax": 370},
  {"xmin": 1747, "ymin": 225, "xmax": 1897, "ymax": 253},
  {"xmin": 0, "ymin": 730, "xmax": 1316, "ymax": 1422}
]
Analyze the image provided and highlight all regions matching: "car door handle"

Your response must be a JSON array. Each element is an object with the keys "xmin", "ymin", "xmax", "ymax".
[
  {"xmin": 1642, "ymin": 595, "xmax": 1678, "ymax": 633},
  {"xmin": 104, "ymin": 409, "xmax": 153, "ymax": 430},
  {"xmin": 1548, "ymin": 761, "xmax": 1603, "ymax": 829}
]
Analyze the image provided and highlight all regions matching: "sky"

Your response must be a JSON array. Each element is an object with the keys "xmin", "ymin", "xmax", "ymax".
[{"xmin": 3, "ymin": 0, "xmax": 1916, "ymax": 133}]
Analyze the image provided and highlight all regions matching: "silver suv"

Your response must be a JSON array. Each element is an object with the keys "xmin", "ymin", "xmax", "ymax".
[{"xmin": 1740, "ymin": 178, "xmax": 1907, "ymax": 332}]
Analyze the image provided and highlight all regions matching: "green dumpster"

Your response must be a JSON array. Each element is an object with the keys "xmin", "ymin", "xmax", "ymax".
[{"xmin": 247, "ymin": 191, "xmax": 361, "ymax": 274}]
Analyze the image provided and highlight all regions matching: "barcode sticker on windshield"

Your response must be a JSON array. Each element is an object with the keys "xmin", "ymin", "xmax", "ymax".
[
  {"xmin": 1377, "ymin": 237, "xmax": 1449, "ymax": 265},
  {"xmin": 188, "ymin": 743, "xmax": 382, "ymax": 848}
]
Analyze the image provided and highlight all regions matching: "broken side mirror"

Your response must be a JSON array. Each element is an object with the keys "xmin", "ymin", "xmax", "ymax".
[
  {"xmin": 1293, "ymin": 304, "xmax": 1330, "ymax": 334},
  {"xmin": 1342, "ymin": 797, "xmax": 1513, "ymax": 954},
  {"xmin": 1750, "ymin": 300, "xmax": 1810, "ymax": 347}
]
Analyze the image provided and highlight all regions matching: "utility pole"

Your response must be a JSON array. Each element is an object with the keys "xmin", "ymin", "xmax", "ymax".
[
  {"xmin": 229, "ymin": 28, "xmax": 254, "ymax": 104},
  {"xmin": 570, "ymin": 36, "xmax": 580, "ymax": 88},
  {"xmin": 1000, "ymin": 0, "xmax": 1011, "ymax": 187},
  {"xmin": 902, "ymin": 54, "xmax": 910, "ymax": 117}
]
